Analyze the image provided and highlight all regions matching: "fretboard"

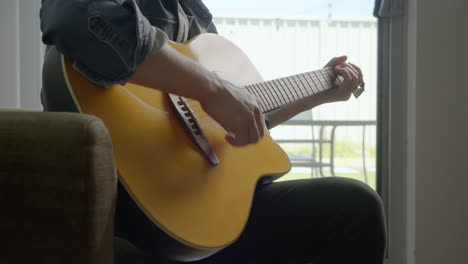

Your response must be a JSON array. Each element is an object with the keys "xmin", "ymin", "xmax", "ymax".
[{"xmin": 243, "ymin": 67, "xmax": 338, "ymax": 113}]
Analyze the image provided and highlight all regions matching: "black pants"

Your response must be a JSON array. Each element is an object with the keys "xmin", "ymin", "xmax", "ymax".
[{"xmin": 115, "ymin": 177, "xmax": 387, "ymax": 264}]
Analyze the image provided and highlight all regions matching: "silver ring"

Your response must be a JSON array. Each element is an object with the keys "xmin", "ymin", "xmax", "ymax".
[{"xmin": 352, "ymin": 83, "xmax": 365, "ymax": 98}]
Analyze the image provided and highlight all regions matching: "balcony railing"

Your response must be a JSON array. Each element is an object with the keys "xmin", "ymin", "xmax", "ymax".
[{"xmin": 274, "ymin": 120, "xmax": 377, "ymax": 184}]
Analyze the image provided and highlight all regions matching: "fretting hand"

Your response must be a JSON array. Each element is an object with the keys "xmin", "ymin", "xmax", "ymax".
[{"xmin": 321, "ymin": 56, "xmax": 365, "ymax": 102}]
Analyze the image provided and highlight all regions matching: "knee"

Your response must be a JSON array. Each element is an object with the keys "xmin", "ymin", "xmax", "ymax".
[
  {"xmin": 342, "ymin": 178, "xmax": 383, "ymax": 215},
  {"xmin": 339, "ymin": 178, "xmax": 387, "ymax": 249}
]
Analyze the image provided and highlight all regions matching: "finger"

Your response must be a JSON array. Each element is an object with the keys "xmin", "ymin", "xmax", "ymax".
[
  {"xmin": 335, "ymin": 65, "xmax": 352, "ymax": 82},
  {"xmin": 338, "ymin": 67, "xmax": 358, "ymax": 92},
  {"xmin": 249, "ymin": 113, "xmax": 261, "ymax": 144},
  {"xmin": 227, "ymin": 115, "xmax": 260, "ymax": 146},
  {"xmin": 324, "ymin": 55, "xmax": 347, "ymax": 68},
  {"xmin": 254, "ymin": 108, "xmax": 265, "ymax": 139},
  {"xmin": 344, "ymin": 63, "xmax": 359, "ymax": 79},
  {"xmin": 226, "ymin": 128, "xmax": 250, "ymax": 146},
  {"xmin": 337, "ymin": 64, "xmax": 358, "ymax": 88},
  {"xmin": 345, "ymin": 65, "xmax": 360, "ymax": 87},
  {"xmin": 349, "ymin": 63, "xmax": 364, "ymax": 86},
  {"xmin": 226, "ymin": 132, "xmax": 239, "ymax": 146}
]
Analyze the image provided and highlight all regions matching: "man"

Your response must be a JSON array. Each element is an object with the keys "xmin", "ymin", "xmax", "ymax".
[{"xmin": 40, "ymin": 0, "xmax": 386, "ymax": 263}]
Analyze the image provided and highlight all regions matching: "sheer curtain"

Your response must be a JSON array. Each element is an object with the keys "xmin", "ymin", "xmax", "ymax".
[{"xmin": 0, "ymin": 0, "xmax": 43, "ymax": 109}]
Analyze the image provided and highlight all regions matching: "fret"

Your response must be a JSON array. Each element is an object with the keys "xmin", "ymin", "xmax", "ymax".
[
  {"xmin": 265, "ymin": 81, "xmax": 285, "ymax": 107},
  {"xmin": 308, "ymin": 72, "xmax": 320, "ymax": 94},
  {"xmin": 301, "ymin": 73, "xmax": 313, "ymax": 94},
  {"xmin": 244, "ymin": 85, "xmax": 263, "ymax": 108},
  {"xmin": 319, "ymin": 70, "xmax": 330, "ymax": 90},
  {"xmin": 290, "ymin": 76, "xmax": 305, "ymax": 99},
  {"xmin": 250, "ymin": 84, "xmax": 268, "ymax": 111},
  {"xmin": 245, "ymin": 85, "xmax": 255, "ymax": 97},
  {"xmin": 304, "ymin": 73, "xmax": 316, "ymax": 95},
  {"xmin": 293, "ymin": 75, "xmax": 309, "ymax": 97},
  {"xmin": 319, "ymin": 70, "xmax": 333, "ymax": 89},
  {"xmin": 259, "ymin": 82, "xmax": 275, "ymax": 108},
  {"xmin": 260, "ymin": 82, "xmax": 277, "ymax": 110},
  {"xmin": 306, "ymin": 72, "xmax": 320, "ymax": 94},
  {"xmin": 246, "ymin": 85, "xmax": 260, "ymax": 108},
  {"xmin": 325, "ymin": 68, "xmax": 340, "ymax": 87},
  {"xmin": 260, "ymin": 83, "xmax": 274, "ymax": 111},
  {"xmin": 275, "ymin": 79, "xmax": 290, "ymax": 105},
  {"xmin": 274, "ymin": 79, "xmax": 292, "ymax": 104},
  {"xmin": 242, "ymin": 68, "xmax": 341, "ymax": 113},
  {"xmin": 297, "ymin": 74, "xmax": 312, "ymax": 96},
  {"xmin": 290, "ymin": 76, "xmax": 304, "ymax": 98},
  {"xmin": 324, "ymin": 70, "xmax": 334, "ymax": 88},
  {"xmin": 266, "ymin": 80, "xmax": 282, "ymax": 106},
  {"xmin": 285, "ymin": 77, "xmax": 300, "ymax": 101},
  {"xmin": 313, "ymin": 71, "xmax": 327, "ymax": 92},
  {"xmin": 252, "ymin": 84, "xmax": 267, "ymax": 109},
  {"xmin": 325, "ymin": 68, "xmax": 334, "ymax": 79},
  {"xmin": 310, "ymin": 72, "xmax": 322, "ymax": 93},
  {"xmin": 326, "ymin": 68, "xmax": 336, "ymax": 80},
  {"xmin": 257, "ymin": 83, "xmax": 271, "ymax": 110},
  {"xmin": 278, "ymin": 78, "xmax": 296, "ymax": 101}
]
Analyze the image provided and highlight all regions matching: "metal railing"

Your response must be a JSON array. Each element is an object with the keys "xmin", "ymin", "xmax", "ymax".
[{"xmin": 274, "ymin": 120, "xmax": 377, "ymax": 183}]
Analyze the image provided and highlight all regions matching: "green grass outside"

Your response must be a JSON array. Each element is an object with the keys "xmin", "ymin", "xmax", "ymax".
[
  {"xmin": 279, "ymin": 140, "xmax": 376, "ymax": 159},
  {"xmin": 274, "ymin": 140, "xmax": 377, "ymax": 190}
]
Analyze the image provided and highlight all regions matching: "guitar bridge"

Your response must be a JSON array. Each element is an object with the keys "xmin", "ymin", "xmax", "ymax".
[{"xmin": 169, "ymin": 94, "xmax": 220, "ymax": 166}]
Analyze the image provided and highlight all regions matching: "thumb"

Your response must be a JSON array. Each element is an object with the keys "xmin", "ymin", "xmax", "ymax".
[
  {"xmin": 226, "ymin": 132, "xmax": 237, "ymax": 145},
  {"xmin": 324, "ymin": 55, "xmax": 348, "ymax": 68}
]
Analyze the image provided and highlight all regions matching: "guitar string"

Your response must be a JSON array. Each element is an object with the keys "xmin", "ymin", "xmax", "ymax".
[
  {"xmin": 273, "ymin": 78, "xmax": 290, "ymax": 105},
  {"xmin": 274, "ymin": 77, "xmax": 293, "ymax": 104},
  {"xmin": 178, "ymin": 75, "xmax": 336, "ymax": 130},
  {"xmin": 182, "ymin": 70, "xmax": 336, "ymax": 129},
  {"xmin": 297, "ymin": 74, "xmax": 313, "ymax": 97},
  {"xmin": 183, "ymin": 68, "xmax": 335, "ymax": 108},
  {"xmin": 180, "ymin": 68, "xmax": 336, "ymax": 125},
  {"xmin": 261, "ymin": 81, "xmax": 279, "ymax": 109},
  {"xmin": 184, "ymin": 79, "xmax": 332, "ymax": 126},
  {"xmin": 184, "ymin": 68, "xmax": 335, "ymax": 109},
  {"xmin": 185, "ymin": 76, "xmax": 333, "ymax": 118},
  {"xmin": 292, "ymin": 75, "xmax": 307, "ymax": 98}
]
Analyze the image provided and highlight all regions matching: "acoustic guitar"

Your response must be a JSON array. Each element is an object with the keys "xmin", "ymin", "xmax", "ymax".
[{"xmin": 49, "ymin": 33, "xmax": 363, "ymax": 260}]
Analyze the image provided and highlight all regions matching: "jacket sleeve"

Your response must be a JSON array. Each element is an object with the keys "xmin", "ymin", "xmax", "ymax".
[{"xmin": 40, "ymin": 0, "xmax": 168, "ymax": 86}]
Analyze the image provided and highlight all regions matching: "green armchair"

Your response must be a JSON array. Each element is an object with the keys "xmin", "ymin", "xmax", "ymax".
[{"xmin": 0, "ymin": 110, "xmax": 116, "ymax": 264}]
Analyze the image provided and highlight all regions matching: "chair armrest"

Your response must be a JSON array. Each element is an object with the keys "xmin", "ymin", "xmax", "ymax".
[{"xmin": 0, "ymin": 111, "xmax": 117, "ymax": 264}]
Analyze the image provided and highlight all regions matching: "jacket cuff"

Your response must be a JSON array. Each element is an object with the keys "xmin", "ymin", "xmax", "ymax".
[
  {"xmin": 72, "ymin": 1, "xmax": 159, "ymax": 86},
  {"xmin": 148, "ymin": 26, "xmax": 170, "ymax": 55}
]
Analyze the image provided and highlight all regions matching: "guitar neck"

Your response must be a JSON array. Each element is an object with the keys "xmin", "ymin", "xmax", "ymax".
[{"xmin": 243, "ymin": 67, "xmax": 338, "ymax": 113}]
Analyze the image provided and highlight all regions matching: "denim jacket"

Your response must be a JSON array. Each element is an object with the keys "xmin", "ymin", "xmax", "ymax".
[{"xmin": 40, "ymin": 0, "xmax": 216, "ymax": 86}]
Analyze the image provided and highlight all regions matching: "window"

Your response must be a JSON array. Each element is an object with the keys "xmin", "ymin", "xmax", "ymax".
[{"xmin": 207, "ymin": 0, "xmax": 379, "ymax": 190}]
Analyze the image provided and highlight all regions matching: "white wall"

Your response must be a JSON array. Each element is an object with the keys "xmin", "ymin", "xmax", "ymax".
[
  {"xmin": 406, "ymin": 0, "xmax": 468, "ymax": 263},
  {"xmin": 0, "ymin": 0, "xmax": 43, "ymax": 109}
]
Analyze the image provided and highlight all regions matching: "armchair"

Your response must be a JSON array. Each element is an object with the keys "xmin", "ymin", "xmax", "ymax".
[{"xmin": 0, "ymin": 110, "xmax": 116, "ymax": 264}]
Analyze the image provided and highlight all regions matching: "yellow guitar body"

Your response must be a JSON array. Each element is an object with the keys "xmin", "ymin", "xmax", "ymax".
[{"xmin": 61, "ymin": 33, "xmax": 290, "ymax": 255}]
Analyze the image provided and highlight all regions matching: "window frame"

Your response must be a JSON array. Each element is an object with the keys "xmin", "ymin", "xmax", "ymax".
[{"xmin": 378, "ymin": 0, "xmax": 416, "ymax": 263}]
